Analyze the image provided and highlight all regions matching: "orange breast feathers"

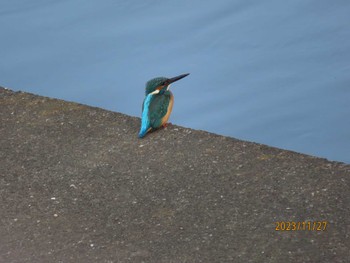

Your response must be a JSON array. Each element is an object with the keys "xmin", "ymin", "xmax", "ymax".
[{"xmin": 161, "ymin": 92, "xmax": 174, "ymax": 125}]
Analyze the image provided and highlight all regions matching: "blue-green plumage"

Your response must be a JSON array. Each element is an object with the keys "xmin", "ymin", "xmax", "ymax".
[{"xmin": 138, "ymin": 73, "xmax": 189, "ymax": 138}]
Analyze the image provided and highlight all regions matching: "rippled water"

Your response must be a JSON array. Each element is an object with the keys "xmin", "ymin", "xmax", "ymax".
[{"xmin": 1, "ymin": 0, "xmax": 349, "ymax": 163}]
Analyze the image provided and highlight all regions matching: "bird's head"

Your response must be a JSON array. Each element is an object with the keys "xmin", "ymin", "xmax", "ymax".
[{"xmin": 145, "ymin": 73, "xmax": 189, "ymax": 96}]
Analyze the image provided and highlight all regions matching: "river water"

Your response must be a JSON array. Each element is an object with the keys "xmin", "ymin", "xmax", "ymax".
[{"xmin": 1, "ymin": 0, "xmax": 349, "ymax": 163}]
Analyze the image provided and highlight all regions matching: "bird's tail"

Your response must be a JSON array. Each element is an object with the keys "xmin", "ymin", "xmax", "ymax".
[{"xmin": 138, "ymin": 126, "xmax": 151, "ymax": 138}]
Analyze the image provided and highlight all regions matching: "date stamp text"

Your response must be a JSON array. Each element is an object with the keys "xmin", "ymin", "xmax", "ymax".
[{"xmin": 275, "ymin": 221, "xmax": 328, "ymax": 231}]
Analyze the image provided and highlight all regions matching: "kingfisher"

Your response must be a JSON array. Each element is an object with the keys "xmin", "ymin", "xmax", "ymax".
[{"xmin": 138, "ymin": 73, "xmax": 190, "ymax": 138}]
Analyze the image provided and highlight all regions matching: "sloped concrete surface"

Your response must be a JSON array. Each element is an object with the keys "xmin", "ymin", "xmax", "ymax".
[{"xmin": 0, "ymin": 87, "xmax": 349, "ymax": 263}]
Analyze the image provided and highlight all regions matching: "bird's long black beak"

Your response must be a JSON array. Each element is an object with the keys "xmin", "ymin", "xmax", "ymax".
[{"xmin": 168, "ymin": 73, "xmax": 190, "ymax": 84}]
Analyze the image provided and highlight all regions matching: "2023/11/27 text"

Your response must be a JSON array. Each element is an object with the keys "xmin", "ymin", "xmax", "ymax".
[{"xmin": 275, "ymin": 221, "xmax": 328, "ymax": 231}]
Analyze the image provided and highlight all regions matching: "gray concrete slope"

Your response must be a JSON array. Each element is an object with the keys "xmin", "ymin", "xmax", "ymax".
[{"xmin": 0, "ymin": 87, "xmax": 349, "ymax": 263}]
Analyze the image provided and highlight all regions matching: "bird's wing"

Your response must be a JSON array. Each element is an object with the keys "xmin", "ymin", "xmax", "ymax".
[{"xmin": 148, "ymin": 94, "xmax": 171, "ymax": 129}]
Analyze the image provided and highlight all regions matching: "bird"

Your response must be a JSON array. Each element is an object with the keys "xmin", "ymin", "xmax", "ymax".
[{"xmin": 138, "ymin": 73, "xmax": 190, "ymax": 138}]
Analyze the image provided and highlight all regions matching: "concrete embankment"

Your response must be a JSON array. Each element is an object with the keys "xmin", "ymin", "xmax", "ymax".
[{"xmin": 1, "ymin": 87, "xmax": 349, "ymax": 262}]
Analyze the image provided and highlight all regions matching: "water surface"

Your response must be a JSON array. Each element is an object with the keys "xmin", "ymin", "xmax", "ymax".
[{"xmin": 1, "ymin": 0, "xmax": 349, "ymax": 163}]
